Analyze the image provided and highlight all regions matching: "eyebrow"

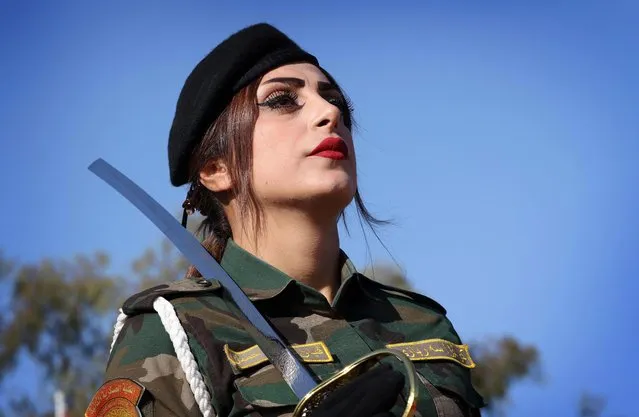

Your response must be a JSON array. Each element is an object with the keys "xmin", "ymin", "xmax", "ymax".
[{"xmin": 261, "ymin": 77, "xmax": 337, "ymax": 92}]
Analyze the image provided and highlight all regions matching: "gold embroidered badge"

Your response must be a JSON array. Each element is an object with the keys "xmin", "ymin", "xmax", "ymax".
[
  {"xmin": 225, "ymin": 341, "xmax": 334, "ymax": 372},
  {"xmin": 85, "ymin": 378, "xmax": 144, "ymax": 417},
  {"xmin": 386, "ymin": 338, "xmax": 476, "ymax": 368}
]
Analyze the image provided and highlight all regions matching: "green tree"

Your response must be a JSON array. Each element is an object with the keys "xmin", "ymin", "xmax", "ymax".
[
  {"xmin": 579, "ymin": 392, "xmax": 607, "ymax": 417},
  {"xmin": 0, "ymin": 250, "xmax": 125, "ymax": 416}
]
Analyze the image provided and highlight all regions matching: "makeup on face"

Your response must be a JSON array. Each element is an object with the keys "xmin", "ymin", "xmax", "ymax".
[
  {"xmin": 257, "ymin": 77, "xmax": 351, "ymax": 115},
  {"xmin": 308, "ymin": 137, "xmax": 349, "ymax": 160}
]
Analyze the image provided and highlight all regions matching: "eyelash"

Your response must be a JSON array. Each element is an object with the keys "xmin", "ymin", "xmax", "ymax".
[
  {"xmin": 258, "ymin": 90, "xmax": 354, "ymax": 115},
  {"xmin": 258, "ymin": 90, "xmax": 301, "ymax": 111}
]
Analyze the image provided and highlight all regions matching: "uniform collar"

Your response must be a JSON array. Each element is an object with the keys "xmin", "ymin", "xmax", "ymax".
[{"xmin": 220, "ymin": 238, "xmax": 359, "ymax": 301}]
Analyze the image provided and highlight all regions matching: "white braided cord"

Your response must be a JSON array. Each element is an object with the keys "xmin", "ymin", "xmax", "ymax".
[
  {"xmin": 153, "ymin": 297, "xmax": 214, "ymax": 417},
  {"xmin": 110, "ymin": 308, "xmax": 128, "ymax": 354}
]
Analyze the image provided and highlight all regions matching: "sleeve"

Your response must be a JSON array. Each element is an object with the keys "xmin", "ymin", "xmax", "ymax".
[
  {"xmin": 430, "ymin": 314, "xmax": 486, "ymax": 416},
  {"xmin": 88, "ymin": 313, "xmax": 212, "ymax": 417},
  {"xmin": 420, "ymin": 375, "xmax": 483, "ymax": 417}
]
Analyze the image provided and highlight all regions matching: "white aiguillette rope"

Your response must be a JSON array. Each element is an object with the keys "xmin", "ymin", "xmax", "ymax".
[
  {"xmin": 110, "ymin": 308, "xmax": 127, "ymax": 354},
  {"xmin": 108, "ymin": 299, "xmax": 215, "ymax": 417}
]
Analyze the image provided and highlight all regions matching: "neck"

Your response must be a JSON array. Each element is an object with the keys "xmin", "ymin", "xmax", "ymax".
[{"xmin": 231, "ymin": 209, "xmax": 342, "ymax": 304}]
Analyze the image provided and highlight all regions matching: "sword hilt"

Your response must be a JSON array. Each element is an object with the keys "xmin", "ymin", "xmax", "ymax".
[{"xmin": 292, "ymin": 348, "xmax": 418, "ymax": 417}]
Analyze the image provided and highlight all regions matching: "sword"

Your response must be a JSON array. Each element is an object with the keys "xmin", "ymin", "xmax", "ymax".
[{"xmin": 88, "ymin": 158, "xmax": 418, "ymax": 417}]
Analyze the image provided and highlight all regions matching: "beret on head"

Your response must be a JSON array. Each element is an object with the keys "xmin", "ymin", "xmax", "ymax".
[{"xmin": 168, "ymin": 23, "xmax": 320, "ymax": 187}]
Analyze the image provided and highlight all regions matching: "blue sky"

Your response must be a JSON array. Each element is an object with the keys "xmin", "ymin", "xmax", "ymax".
[{"xmin": 1, "ymin": 1, "xmax": 638, "ymax": 416}]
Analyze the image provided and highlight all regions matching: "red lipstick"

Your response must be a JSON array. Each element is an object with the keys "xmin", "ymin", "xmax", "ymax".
[{"xmin": 309, "ymin": 137, "xmax": 349, "ymax": 160}]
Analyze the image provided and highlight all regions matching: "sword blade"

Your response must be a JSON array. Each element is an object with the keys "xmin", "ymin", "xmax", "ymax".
[{"xmin": 88, "ymin": 158, "xmax": 317, "ymax": 399}]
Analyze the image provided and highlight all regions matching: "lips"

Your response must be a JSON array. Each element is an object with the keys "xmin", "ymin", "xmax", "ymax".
[{"xmin": 309, "ymin": 137, "xmax": 349, "ymax": 160}]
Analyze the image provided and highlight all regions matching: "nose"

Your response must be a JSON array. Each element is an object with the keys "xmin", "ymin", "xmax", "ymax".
[{"xmin": 311, "ymin": 96, "xmax": 341, "ymax": 131}]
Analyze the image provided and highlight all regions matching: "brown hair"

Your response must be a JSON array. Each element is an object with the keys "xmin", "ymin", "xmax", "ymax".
[{"xmin": 184, "ymin": 76, "xmax": 388, "ymax": 278}]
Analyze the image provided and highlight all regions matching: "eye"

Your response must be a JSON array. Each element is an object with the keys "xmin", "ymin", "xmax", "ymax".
[
  {"xmin": 326, "ymin": 94, "xmax": 354, "ymax": 115},
  {"xmin": 258, "ymin": 90, "xmax": 301, "ymax": 112}
]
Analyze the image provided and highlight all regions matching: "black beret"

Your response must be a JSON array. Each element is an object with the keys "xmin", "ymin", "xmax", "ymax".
[{"xmin": 168, "ymin": 23, "xmax": 319, "ymax": 187}]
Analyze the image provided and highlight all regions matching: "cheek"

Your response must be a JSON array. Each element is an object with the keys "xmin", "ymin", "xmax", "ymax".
[
  {"xmin": 342, "ymin": 132, "xmax": 357, "ymax": 169},
  {"xmin": 251, "ymin": 120, "xmax": 302, "ymax": 183}
]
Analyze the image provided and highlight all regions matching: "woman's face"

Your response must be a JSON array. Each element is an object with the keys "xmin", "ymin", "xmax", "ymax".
[{"xmin": 252, "ymin": 63, "xmax": 357, "ymax": 215}]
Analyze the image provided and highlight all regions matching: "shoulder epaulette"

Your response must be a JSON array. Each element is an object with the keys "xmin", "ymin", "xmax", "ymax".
[
  {"xmin": 122, "ymin": 277, "xmax": 222, "ymax": 315},
  {"xmin": 358, "ymin": 274, "xmax": 447, "ymax": 315}
]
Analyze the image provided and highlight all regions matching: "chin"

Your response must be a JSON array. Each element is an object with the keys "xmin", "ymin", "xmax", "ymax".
[
  {"xmin": 306, "ymin": 179, "xmax": 356, "ymax": 210},
  {"xmin": 308, "ymin": 171, "xmax": 354, "ymax": 194},
  {"xmin": 263, "ymin": 172, "xmax": 357, "ymax": 211}
]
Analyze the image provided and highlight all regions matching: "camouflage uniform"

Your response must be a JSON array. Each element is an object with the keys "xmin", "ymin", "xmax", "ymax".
[{"xmin": 93, "ymin": 240, "xmax": 485, "ymax": 416}]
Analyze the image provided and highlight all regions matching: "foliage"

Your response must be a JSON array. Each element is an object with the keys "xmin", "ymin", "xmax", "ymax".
[
  {"xmin": 469, "ymin": 337, "xmax": 541, "ymax": 414},
  {"xmin": 579, "ymin": 392, "xmax": 607, "ymax": 417},
  {"xmin": 0, "ymin": 251, "xmax": 124, "ymax": 416}
]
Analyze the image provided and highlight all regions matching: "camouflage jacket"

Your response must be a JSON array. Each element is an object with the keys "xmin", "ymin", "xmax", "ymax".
[{"xmin": 87, "ymin": 240, "xmax": 485, "ymax": 417}]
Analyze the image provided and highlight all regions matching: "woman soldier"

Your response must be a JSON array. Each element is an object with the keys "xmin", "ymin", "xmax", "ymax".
[{"xmin": 86, "ymin": 23, "xmax": 485, "ymax": 417}]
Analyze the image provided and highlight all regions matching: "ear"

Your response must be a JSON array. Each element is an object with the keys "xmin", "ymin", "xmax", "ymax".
[{"xmin": 199, "ymin": 159, "xmax": 232, "ymax": 192}]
